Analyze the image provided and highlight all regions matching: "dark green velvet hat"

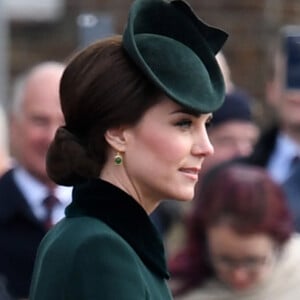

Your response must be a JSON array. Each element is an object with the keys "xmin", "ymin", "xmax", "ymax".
[{"xmin": 123, "ymin": 0, "xmax": 228, "ymax": 113}]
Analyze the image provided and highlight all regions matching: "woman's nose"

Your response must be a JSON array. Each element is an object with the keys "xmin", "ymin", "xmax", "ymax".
[
  {"xmin": 230, "ymin": 267, "xmax": 250, "ymax": 287},
  {"xmin": 192, "ymin": 129, "xmax": 214, "ymax": 157}
]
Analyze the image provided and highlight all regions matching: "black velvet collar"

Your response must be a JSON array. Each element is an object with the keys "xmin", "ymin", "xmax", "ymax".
[{"xmin": 65, "ymin": 178, "xmax": 169, "ymax": 279}]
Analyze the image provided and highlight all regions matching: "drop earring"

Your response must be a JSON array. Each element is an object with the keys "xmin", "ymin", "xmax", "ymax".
[{"xmin": 114, "ymin": 152, "xmax": 123, "ymax": 165}]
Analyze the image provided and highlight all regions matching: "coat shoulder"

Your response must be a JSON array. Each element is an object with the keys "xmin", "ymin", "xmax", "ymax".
[{"xmin": 31, "ymin": 216, "xmax": 149, "ymax": 299}]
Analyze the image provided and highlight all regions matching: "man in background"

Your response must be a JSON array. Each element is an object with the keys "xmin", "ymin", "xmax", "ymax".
[
  {"xmin": 202, "ymin": 89, "xmax": 259, "ymax": 173},
  {"xmin": 247, "ymin": 31, "xmax": 300, "ymax": 231},
  {"xmin": 0, "ymin": 62, "xmax": 72, "ymax": 299},
  {"xmin": 0, "ymin": 105, "xmax": 11, "ymax": 175}
]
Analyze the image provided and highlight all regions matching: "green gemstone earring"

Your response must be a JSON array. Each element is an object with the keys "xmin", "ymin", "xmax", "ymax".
[{"xmin": 114, "ymin": 152, "xmax": 123, "ymax": 165}]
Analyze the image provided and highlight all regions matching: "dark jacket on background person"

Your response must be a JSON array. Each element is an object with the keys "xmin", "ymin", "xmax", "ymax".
[
  {"xmin": 0, "ymin": 275, "xmax": 14, "ymax": 300},
  {"xmin": 245, "ymin": 126, "xmax": 300, "ymax": 231},
  {"xmin": 30, "ymin": 179, "xmax": 172, "ymax": 300},
  {"xmin": 0, "ymin": 169, "xmax": 46, "ymax": 299}
]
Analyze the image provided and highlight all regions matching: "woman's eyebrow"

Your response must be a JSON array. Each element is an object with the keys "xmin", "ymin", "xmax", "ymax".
[{"xmin": 170, "ymin": 108, "xmax": 201, "ymax": 117}]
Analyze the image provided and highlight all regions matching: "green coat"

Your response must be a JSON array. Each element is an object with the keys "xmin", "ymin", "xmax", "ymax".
[{"xmin": 29, "ymin": 179, "xmax": 172, "ymax": 300}]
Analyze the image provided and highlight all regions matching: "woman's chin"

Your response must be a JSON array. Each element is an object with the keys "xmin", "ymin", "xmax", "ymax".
[{"xmin": 173, "ymin": 192, "xmax": 195, "ymax": 202}]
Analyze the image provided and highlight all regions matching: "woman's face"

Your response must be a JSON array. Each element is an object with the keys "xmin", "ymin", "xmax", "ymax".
[
  {"xmin": 207, "ymin": 224, "xmax": 277, "ymax": 291},
  {"xmin": 123, "ymin": 97, "xmax": 213, "ymax": 206}
]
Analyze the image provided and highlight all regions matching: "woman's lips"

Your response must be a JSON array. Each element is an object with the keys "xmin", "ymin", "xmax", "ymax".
[{"xmin": 179, "ymin": 167, "xmax": 200, "ymax": 180}]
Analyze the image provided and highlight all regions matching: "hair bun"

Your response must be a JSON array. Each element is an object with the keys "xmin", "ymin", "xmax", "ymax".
[{"xmin": 46, "ymin": 127, "xmax": 100, "ymax": 186}]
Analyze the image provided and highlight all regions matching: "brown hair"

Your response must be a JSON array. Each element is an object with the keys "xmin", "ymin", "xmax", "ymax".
[{"xmin": 47, "ymin": 35, "xmax": 162, "ymax": 186}]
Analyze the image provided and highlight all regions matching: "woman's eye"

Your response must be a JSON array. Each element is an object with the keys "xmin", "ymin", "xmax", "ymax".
[
  {"xmin": 175, "ymin": 119, "xmax": 192, "ymax": 128},
  {"xmin": 205, "ymin": 116, "xmax": 213, "ymax": 128},
  {"xmin": 205, "ymin": 119, "xmax": 212, "ymax": 128}
]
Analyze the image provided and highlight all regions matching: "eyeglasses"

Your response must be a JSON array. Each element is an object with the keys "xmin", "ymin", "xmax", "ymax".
[{"xmin": 211, "ymin": 253, "xmax": 276, "ymax": 273}]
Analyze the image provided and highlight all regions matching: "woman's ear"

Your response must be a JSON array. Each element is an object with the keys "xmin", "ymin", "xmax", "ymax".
[{"xmin": 104, "ymin": 127, "xmax": 127, "ymax": 152}]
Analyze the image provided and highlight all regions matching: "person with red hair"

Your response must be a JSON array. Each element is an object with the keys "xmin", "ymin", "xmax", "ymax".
[{"xmin": 169, "ymin": 162, "xmax": 300, "ymax": 300}]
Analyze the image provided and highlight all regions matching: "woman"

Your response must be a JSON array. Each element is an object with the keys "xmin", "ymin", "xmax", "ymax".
[
  {"xmin": 29, "ymin": 0, "xmax": 227, "ymax": 299},
  {"xmin": 169, "ymin": 162, "xmax": 300, "ymax": 300}
]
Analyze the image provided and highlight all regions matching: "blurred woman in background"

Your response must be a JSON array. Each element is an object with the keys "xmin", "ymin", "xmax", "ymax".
[{"xmin": 169, "ymin": 162, "xmax": 300, "ymax": 300}]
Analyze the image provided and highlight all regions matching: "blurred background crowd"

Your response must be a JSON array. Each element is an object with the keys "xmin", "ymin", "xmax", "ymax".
[{"xmin": 0, "ymin": 0, "xmax": 300, "ymax": 300}]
